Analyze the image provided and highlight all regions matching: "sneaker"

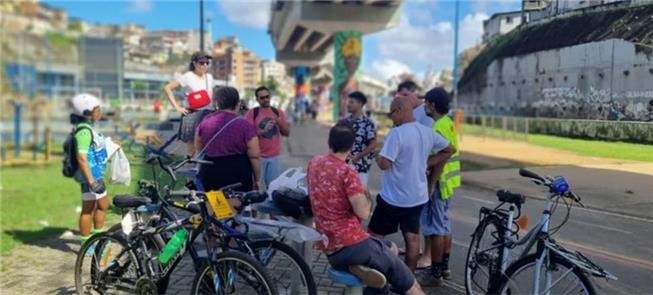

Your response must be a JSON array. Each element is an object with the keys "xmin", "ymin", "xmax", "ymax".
[
  {"xmin": 349, "ymin": 265, "xmax": 387, "ymax": 289},
  {"xmin": 416, "ymin": 270, "xmax": 443, "ymax": 287},
  {"xmin": 442, "ymin": 268, "xmax": 452, "ymax": 280}
]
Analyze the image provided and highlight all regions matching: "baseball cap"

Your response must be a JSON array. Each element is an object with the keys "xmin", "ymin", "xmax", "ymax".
[
  {"xmin": 191, "ymin": 51, "xmax": 213, "ymax": 62},
  {"xmin": 425, "ymin": 87, "xmax": 450, "ymax": 113},
  {"xmin": 71, "ymin": 93, "xmax": 101, "ymax": 116}
]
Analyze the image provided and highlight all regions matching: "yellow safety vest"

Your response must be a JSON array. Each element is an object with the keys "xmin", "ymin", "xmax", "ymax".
[{"xmin": 434, "ymin": 115, "xmax": 460, "ymax": 200}]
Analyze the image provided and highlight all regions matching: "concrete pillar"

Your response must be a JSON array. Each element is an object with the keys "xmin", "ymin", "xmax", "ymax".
[
  {"xmin": 294, "ymin": 66, "xmax": 311, "ymax": 120},
  {"xmin": 332, "ymin": 31, "xmax": 362, "ymax": 121}
]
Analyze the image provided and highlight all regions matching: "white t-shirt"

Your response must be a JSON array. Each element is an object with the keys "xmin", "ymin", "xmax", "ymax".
[
  {"xmin": 379, "ymin": 121, "xmax": 450, "ymax": 207},
  {"xmin": 413, "ymin": 104, "xmax": 434, "ymax": 128},
  {"xmin": 176, "ymin": 71, "xmax": 214, "ymax": 110}
]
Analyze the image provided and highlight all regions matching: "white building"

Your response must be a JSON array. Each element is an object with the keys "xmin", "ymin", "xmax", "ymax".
[
  {"xmin": 260, "ymin": 59, "xmax": 287, "ymax": 83},
  {"xmin": 483, "ymin": 11, "xmax": 523, "ymax": 43}
]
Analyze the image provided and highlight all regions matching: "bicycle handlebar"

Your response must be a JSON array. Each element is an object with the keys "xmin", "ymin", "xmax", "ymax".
[{"xmin": 518, "ymin": 168, "xmax": 583, "ymax": 205}]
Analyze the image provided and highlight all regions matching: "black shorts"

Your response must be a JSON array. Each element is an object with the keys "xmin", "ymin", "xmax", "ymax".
[
  {"xmin": 368, "ymin": 195, "xmax": 425, "ymax": 236},
  {"xmin": 327, "ymin": 238, "xmax": 415, "ymax": 294}
]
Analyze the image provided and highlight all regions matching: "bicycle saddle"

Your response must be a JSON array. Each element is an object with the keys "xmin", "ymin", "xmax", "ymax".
[{"xmin": 496, "ymin": 190, "xmax": 525, "ymax": 205}]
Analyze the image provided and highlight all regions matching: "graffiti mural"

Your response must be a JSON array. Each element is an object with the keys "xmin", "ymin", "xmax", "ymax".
[
  {"xmin": 533, "ymin": 87, "xmax": 653, "ymax": 121},
  {"xmin": 332, "ymin": 31, "xmax": 362, "ymax": 120}
]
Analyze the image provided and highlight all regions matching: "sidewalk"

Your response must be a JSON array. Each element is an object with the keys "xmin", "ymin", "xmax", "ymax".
[{"xmin": 460, "ymin": 135, "xmax": 653, "ymax": 220}]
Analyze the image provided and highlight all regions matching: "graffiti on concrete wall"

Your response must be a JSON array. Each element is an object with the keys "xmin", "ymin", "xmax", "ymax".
[{"xmin": 531, "ymin": 87, "xmax": 653, "ymax": 121}]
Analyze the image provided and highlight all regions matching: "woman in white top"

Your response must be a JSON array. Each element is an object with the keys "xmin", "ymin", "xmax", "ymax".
[{"xmin": 164, "ymin": 51, "xmax": 215, "ymax": 156}]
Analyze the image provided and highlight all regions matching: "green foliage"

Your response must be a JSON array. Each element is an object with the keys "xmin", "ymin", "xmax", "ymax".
[
  {"xmin": 0, "ymin": 149, "xmax": 149, "ymax": 255},
  {"xmin": 45, "ymin": 32, "xmax": 77, "ymax": 49},
  {"xmin": 261, "ymin": 76, "xmax": 279, "ymax": 94}
]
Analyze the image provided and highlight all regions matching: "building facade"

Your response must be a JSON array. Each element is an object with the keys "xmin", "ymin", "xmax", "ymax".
[{"xmin": 212, "ymin": 37, "xmax": 262, "ymax": 94}]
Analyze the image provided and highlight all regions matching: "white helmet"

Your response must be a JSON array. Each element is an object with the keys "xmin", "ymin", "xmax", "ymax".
[{"xmin": 71, "ymin": 93, "xmax": 101, "ymax": 116}]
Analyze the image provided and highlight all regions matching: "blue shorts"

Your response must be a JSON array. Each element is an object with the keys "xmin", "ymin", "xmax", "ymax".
[{"xmin": 420, "ymin": 190, "xmax": 451, "ymax": 236}]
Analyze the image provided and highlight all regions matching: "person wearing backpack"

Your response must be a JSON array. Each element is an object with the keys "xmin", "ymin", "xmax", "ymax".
[
  {"xmin": 66, "ymin": 93, "xmax": 110, "ymax": 246},
  {"xmin": 245, "ymin": 86, "xmax": 290, "ymax": 190}
]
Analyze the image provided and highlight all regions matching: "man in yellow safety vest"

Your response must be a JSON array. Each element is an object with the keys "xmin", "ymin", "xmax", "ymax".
[{"xmin": 417, "ymin": 87, "xmax": 461, "ymax": 286}]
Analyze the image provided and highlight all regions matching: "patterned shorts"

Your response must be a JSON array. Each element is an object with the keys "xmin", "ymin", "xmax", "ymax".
[{"xmin": 179, "ymin": 109, "xmax": 212, "ymax": 142}]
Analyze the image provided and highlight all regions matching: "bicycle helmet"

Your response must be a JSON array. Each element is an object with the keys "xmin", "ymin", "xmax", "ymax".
[{"xmin": 70, "ymin": 93, "xmax": 101, "ymax": 116}]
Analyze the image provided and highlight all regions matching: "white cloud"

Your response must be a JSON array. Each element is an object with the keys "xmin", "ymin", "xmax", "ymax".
[
  {"xmin": 219, "ymin": 0, "xmax": 272, "ymax": 29},
  {"xmin": 369, "ymin": 12, "xmax": 488, "ymax": 72},
  {"xmin": 371, "ymin": 59, "xmax": 412, "ymax": 80},
  {"xmin": 127, "ymin": 0, "xmax": 153, "ymax": 13},
  {"xmin": 472, "ymin": 0, "xmax": 521, "ymax": 14}
]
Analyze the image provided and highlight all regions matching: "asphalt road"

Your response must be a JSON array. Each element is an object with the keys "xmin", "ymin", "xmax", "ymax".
[{"xmin": 362, "ymin": 167, "xmax": 653, "ymax": 294}]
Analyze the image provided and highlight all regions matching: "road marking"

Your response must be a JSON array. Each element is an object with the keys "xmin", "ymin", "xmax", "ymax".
[
  {"xmin": 449, "ymin": 213, "xmax": 653, "ymax": 272},
  {"xmin": 558, "ymin": 239, "xmax": 653, "ymax": 272},
  {"xmin": 572, "ymin": 205, "xmax": 653, "ymax": 224},
  {"xmin": 569, "ymin": 219, "xmax": 633, "ymax": 235},
  {"xmin": 458, "ymin": 188, "xmax": 653, "ymax": 224},
  {"xmin": 459, "ymin": 194, "xmax": 495, "ymax": 205}
]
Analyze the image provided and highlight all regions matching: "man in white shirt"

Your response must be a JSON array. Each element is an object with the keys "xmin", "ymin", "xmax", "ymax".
[{"xmin": 368, "ymin": 97, "xmax": 455, "ymax": 272}]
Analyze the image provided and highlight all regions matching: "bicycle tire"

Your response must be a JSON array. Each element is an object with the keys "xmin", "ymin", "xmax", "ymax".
[
  {"xmin": 191, "ymin": 250, "xmax": 278, "ymax": 295},
  {"xmin": 108, "ymin": 217, "xmax": 172, "ymax": 294},
  {"xmin": 248, "ymin": 240, "xmax": 317, "ymax": 295},
  {"xmin": 494, "ymin": 253, "xmax": 596, "ymax": 295},
  {"xmin": 465, "ymin": 214, "xmax": 505, "ymax": 295},
  {"xmin": 75, "ymin": 232, "xmax": 143, "ymax": 294}
]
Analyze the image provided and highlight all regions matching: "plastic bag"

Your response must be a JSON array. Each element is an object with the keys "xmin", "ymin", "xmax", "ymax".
[
  {"xmin": 267, "ymin": 167, "xmax": 308, "ymax": 196},
  {"xmin": 110, "ymin": 148, "xmax": 131, "ymax": 185}
]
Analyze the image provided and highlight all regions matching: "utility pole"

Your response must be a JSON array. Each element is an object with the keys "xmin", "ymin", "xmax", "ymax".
[
  {"xmin": 452, "ymin": 0, "xmax": 460, "ymax": 108},
  {"xmin": 199, "ymin": 0, "xmax": 204, "ymax": 51}
]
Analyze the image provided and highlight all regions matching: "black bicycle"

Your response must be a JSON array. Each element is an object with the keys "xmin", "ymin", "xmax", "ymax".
[
  {"xmin": 74, "ymin": 176, "xmax": 276, "ymax": 295},
  {"xmin": 102, "ymin": 155, "xmax": 317, "ymax": 295}
]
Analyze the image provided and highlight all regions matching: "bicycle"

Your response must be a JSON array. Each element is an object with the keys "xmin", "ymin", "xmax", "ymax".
[
  {"xmin": 465, "ymin": 168, "xmax": 617, "ymax": 295},
  {"xmin": 106, "ymin": 155, "xmax": 318, "ymax": 294},
  {"xmin": 464, "ymin": 188, "xmax": 527, "ymax": 294},
  {"xmin": 75, "ymin": 172, "xmax": 276, "ymax": 295}
]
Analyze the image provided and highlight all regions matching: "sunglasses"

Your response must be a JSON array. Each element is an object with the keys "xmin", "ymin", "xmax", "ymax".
[
  {"xmin": 258, "ymin": 95, "xmax": 271, "ymax": 99},
  {"xmin": 197, "ymin": 61, "xmax": 210, "ymax": 66}
]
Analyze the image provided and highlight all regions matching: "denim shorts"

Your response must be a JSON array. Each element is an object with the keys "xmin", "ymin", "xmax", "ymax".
[
  {"xmin": 420, "ymin": 189, "xmax": 451, "ymax": 236},
  {"xmin": 327, "ymin": 238, "xmax": 415, "ymax": 294},
  {"xmin": 179, "ymin": 109, "xmax": 212, "ymax": 142}
]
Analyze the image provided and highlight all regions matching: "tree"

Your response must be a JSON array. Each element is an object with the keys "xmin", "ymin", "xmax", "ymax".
[{"xmin": 261, "ymin": 76, "xmax": 279, "ymax": 94}]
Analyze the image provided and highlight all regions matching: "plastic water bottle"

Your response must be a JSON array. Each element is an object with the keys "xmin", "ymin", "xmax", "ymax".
[{"xmin": 158, "ymin": 229, "xmax": 188, "ymax": 264}]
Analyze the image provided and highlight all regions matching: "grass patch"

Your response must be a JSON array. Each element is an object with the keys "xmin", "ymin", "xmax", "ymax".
[
  {"xmin": 463, "ymin": 124, "xmax": 653, "ymax": 162},
  {"xmin": 0, "ymin": 149, "xmax": 152, "ymax": 255}
]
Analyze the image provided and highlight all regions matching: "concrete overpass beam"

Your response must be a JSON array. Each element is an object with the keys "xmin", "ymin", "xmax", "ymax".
[{"xmin": 293, "ymin": 29, "xmax": 314, "ymax": 52}]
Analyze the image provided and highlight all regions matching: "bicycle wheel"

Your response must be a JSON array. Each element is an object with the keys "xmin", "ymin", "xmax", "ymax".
[
  {"xmin": 465, "ymin": 215, "xmax": 505, "ymax": 295},
  {"xmin": 75, "ymin": 233, "xmax": 143, "ymax": 294},
  {"xmin": 248, "ymin": 240, "xmax": 317, "ymax": 295},
  {"xmin": 192, "ymin": 250, "xmax": 278, "ymax": 295},
  {"xmin": 495, "ymin": 253, "xmax": 596, "ymax": 295}
]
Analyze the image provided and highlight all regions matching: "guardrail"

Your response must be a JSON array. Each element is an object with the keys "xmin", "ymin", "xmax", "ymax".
[{"xmin": 464, "ymin": 115, "xmax": 653, "ymax": 144}]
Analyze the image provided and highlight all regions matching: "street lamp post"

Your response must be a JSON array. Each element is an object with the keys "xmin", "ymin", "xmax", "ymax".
[
  {"xmin": 199, "ymin": 0, "xmax": 204, "ymax": 51},
  {"xmin": 452, "ymin": 0, "xmax": 460, "ymax": 108}
]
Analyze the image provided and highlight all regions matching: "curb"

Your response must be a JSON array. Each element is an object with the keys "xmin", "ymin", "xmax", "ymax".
[{"xmin": 462, "ymin": 179, "xmax": 653, "ymax": 222}]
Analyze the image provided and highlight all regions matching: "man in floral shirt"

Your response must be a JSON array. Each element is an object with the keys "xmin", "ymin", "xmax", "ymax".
[
  {"xmin": 342, "ymin": 91, "xmax": 377, "ymax": 187},
  {"xmin": 307, "ymin": 124, "xmax": 424, "ymax": 295}
]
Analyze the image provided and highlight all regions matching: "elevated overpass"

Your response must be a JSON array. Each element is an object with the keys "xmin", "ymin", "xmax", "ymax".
[
  {"xmin": 268, "ymin": 0, "xmax": 402, "ymax": 118},
  {"xmin": 269, "ymin": 0, "xmax": 401, "ymax": 67}
]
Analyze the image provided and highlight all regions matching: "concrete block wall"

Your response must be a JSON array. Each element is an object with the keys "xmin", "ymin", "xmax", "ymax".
[{"xmin": 459, "ymin": 39, "xmax": 653, "ymax": 121}]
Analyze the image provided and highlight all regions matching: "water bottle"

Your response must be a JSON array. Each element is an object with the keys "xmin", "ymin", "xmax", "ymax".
[{"xmin": 158, "ymin": 229, "xmax": 188, "ymax": 264}]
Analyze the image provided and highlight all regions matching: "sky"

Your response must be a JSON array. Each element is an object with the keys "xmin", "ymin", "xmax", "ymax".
[{"xmin": 45, "ymin": 0, "xmax": 521, "ymax": 80}]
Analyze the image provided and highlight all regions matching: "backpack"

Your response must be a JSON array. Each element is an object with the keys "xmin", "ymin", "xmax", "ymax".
[
  {"xmin": 253, "ymin": 107, "xmax": 280, "ymax": 121},
  {"xmin": 272, "ymin": 188, "xmax": 312, "ymax": 219},
  {"xmin": 62, "ymin": 125, "xmax": 93, "ymax": 178}
]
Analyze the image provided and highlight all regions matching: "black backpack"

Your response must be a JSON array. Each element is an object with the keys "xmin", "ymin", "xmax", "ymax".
[
  {"xmin": 272, "ymin": 188, "xmax": 312, "ymax": 219},
  {"xmin": 62, "ymin": 125, "xmax": 93, "ymax": 178},
  {"xmin": 253, "ymin": 107, "xmax": 280, "ymax": 121}
]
